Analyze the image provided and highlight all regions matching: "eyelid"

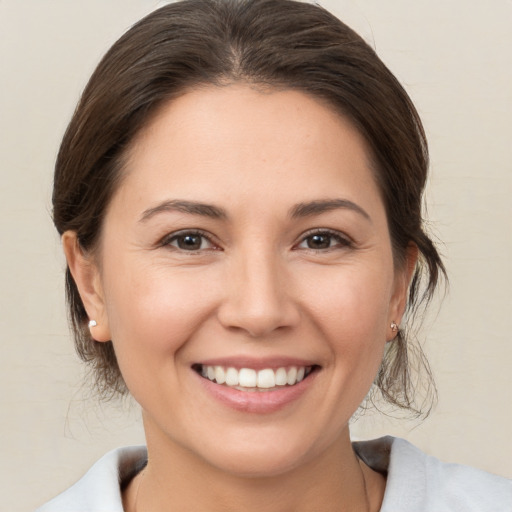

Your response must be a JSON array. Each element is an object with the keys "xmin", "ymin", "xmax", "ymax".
[
  {"xmin": 159, "ymin": 229, "xmax": 221, "ymax": 251},
  {"xmin": 294, "ymin": 228, "xmax": 354, "ymax": 250}
]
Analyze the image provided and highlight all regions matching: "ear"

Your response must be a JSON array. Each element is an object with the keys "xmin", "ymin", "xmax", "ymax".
[
  {"xmin": 388, "ymin": 243, "xmax": 418, "ymax": 340},
  {"xmin": 62, "ymin": 231, "xmax": 111, "ymax": 342}
]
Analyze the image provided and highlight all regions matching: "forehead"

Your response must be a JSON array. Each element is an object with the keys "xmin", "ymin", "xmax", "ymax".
[{"xmin": 114, "ymin": 84, "xmax": 383, "ymax": 221}]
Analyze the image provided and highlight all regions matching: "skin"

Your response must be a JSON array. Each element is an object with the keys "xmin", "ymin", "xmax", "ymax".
[{"xmin": 64, "ymin": 85, "xmax": 415, "ymax": 511}]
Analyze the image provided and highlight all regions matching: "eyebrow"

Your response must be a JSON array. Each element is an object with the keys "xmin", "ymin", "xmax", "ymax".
[
  {"xmin": 289, "ymin": 199, "xmax": 371, "ymax": 221},
  {"xmin": 139, "ymin": 199, "xmax": 228, "ymax": 222},
  {"xmin": 139, "ymin": 197, "xmax": 370, "ymax": 223}
]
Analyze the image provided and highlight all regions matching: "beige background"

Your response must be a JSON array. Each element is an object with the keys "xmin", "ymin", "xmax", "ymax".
[{"xmin": 1, "ymin": 0, "xmax": 510, "ymax": 510}]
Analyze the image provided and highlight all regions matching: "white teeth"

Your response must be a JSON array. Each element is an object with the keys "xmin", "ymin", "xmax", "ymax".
[
  {"xmin": 239, "ymin": 368, "xmax": 257, "ymax": 387},
  {"xmin": 257, "ymin": 369, "xmax": 275, "ymax": 388},
  {"xmin": 287, "ymin": 367, "xmax": 297, "ymax": 385},
  {"xmin": 225, "ymin": 367, "xmax": 239, "ymax": 386},
  {"xmin": 214, "ymin": 366, "xmax": 226, "ymax": 384},
  {"xmin": 275, "ymin": 367, "xmax": 287, "ymax": 386},
  {"xmin": 200, "ymin": 365, "xmax": 312, "ymax": 389}
]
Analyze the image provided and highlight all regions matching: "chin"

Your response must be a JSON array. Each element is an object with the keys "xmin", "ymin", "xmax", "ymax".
[
  {"xmin": 194, "ymin": 426, "xmax": 330, "ymax": 479},
  {"xmin": 205, "ymin": 446, "xmax": 309, "ymax": 479}
]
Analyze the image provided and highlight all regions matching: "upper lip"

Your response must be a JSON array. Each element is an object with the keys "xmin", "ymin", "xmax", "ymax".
[{"xmin": 194, "ymin": 356, "xmax": 318, "ymax": 371}]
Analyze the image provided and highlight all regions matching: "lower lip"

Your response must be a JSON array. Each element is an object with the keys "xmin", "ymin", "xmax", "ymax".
[{"xmin": 195, "ymin": 370, "xmax": 317, "ymax": 414}]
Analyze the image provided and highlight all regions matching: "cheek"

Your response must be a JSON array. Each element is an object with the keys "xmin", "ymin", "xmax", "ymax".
[
  {"xmin": 302, "ymin": 264, "xmax": 393, "ymax": 343},
  {"xmin": 103, "ymin": 262, "xmax": 219, "ymax": 361},
  {"xmin": 299, "ymin": 262, "xmax": 393, "ymax": 403},
  {"xmin": 101, "ymin": 265, "xmax": 221, "ymax": 408}
]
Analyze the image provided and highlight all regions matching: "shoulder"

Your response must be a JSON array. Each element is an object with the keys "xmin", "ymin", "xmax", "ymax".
[
  {"xmin": 355, "ymin": 436, "xmax": 512, "ymax": 512},
  {"xmin": 35, "ymin": 445, "xmax": 147, "ymax": 512}
]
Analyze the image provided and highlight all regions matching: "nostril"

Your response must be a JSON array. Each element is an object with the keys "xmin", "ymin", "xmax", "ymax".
[
  {"xmin": 217, "ymin": 303, "xmax": 301, "ymax": 338},
  {"xmin": 216, "ymin": 261, "xmax": 300, "ymax": 336}
]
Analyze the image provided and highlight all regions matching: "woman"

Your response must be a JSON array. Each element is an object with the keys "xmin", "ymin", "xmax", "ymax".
[{"xmin": 37, "ymin": 0, "xmax": 511, "ymax": 510}]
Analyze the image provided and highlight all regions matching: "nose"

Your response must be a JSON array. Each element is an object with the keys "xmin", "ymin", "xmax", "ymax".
[{"xmin": 217, "ymin": 248, "xmax": 301, "ymax": 338}]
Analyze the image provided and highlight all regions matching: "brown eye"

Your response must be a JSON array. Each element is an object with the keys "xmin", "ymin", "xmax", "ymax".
[
  {"xmin": 297, "ymin": 230, "xmax": 351, "ymax": 251},
  {"xmin": 307, "ymin": 233, "xmax": 332, "ymax": 249},
  {"xmin": 165, "ymin": 231, "xmax": 215, "ymax": 251},
  {"xmin": 176, "ymin": 234, "xmax": 203, "ymax": 250}
]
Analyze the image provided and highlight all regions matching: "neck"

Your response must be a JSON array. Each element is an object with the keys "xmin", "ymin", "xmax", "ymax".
[{"xmin": 124, "ymin": 420, "xmax": 384, "ymax": 512}]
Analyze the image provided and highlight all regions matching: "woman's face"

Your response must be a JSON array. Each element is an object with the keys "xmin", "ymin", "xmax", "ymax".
[{"xmin": 74, "ymin": 85, "xmax": 410, "ymax": 476}]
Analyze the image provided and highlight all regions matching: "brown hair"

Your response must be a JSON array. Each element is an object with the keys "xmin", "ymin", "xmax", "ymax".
[{"xmin": 53, "ymin": 0, "xmax": 445, "ymax": 412}]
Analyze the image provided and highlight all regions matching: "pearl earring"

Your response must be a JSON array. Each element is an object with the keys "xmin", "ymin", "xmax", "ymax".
[
  {"xmin": 390, "ymin": 321, "xmax": 399, "ymax": 332},
  {"xmin": 88, "ymin": 320, "xmax": 97, "ymax": 328}
]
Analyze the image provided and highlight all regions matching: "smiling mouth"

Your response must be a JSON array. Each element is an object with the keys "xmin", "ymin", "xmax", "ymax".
[{"xmin": 193, "ymin": 364, "xmax": 318, "ymax": 391}]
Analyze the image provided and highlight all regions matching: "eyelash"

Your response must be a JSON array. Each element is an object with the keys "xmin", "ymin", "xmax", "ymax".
[
  {"xmin": 159, "ymin": 228, "xmax": 353, "ymax": 253},
  {"xmin": 295, "ymin": 229, "xmax": 353, "ymax": 252},
  {"xmin": 160, "ymin": 229, "xmax": 219, "ymax": 253}
]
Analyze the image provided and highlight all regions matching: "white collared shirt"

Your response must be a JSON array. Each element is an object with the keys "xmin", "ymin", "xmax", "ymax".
[{"xmin": 36, "ymin": 437, "xmax": 512, "ymax": 511}]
